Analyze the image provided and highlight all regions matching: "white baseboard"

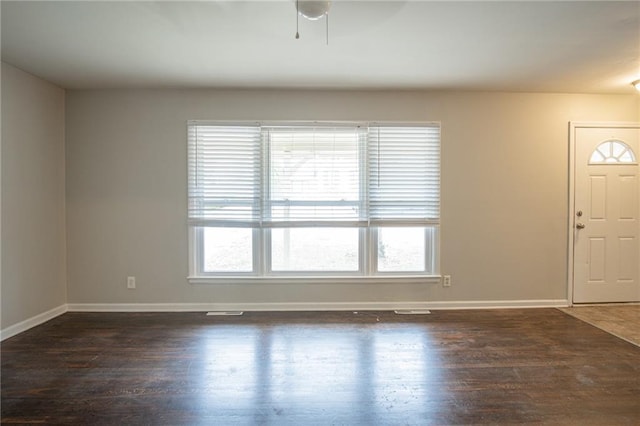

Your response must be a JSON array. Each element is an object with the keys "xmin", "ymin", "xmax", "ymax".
[
  {"xmin": 1, "ymin": 304, "xmax": 68, "ymax": 341},
  {"xmin": 422, "ymin": 299, "xmax": 570, "ymax": 309},
  {"xmin": 67, "ymin": 299, "xmax": 569, "ymax": 313}
]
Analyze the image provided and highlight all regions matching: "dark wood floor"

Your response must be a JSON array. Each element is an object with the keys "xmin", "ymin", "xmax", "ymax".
[{"xmin": 2, "ymin": 309, "xmax": 639, "ymax": 425}]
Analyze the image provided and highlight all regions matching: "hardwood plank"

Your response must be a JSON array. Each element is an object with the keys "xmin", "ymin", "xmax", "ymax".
[{"xmin": 2, "ymin": 309, "xmax": 639, "ymax": 425}]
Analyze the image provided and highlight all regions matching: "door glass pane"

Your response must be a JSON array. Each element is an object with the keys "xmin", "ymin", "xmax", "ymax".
[
  {"xmin": 377, "ymin": 227, "xmax": 425, "ymax": 272},
  {"xmin": 589, "ymin": 140, "xmax": 637, "ymax": 164},
  {"xmin": 271, "ymin": 228, "xmax": 359, "ymax": 272},
  {"xmin": 203, "ymin": 227, "xmax": 253, "ymax": 272}
]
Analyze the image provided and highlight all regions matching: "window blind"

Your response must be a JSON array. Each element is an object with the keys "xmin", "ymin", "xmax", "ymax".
[
  {"xmin": 187, "ymin": 122, "xmax": 440, "ymax": 228},
  {"xmin": 264, "ymin": 126, "xmax": 367, "ymax": 227},
  {"xmin": 187, "ymin": 124, "xmax": 262, "ymax": 226},
  {"xmin": 367, "ymin": 124, "xmax": 440, "ymax": 225}
]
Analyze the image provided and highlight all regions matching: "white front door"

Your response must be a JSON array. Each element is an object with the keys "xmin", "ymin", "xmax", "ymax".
[{"xmin": 572, "ymin": 125, "xmax": 640, "ymax": 303}]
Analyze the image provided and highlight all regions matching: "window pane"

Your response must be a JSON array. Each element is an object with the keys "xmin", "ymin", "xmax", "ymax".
[
  {"xmin": 368, "ymin": 126, "xmax": 440, "ymax": 221},
  {"xmin": 203, "ymin": 227, "xmax": 252, "ymax": 272},
  {"xmin": 268, "ymin": 128, "xmax": 362, "ymax": 222},
  {"xmin": 271, "ymin": 228, "xmax": 359, "ymax": 272},
  {"xmin": 611, "ymin": 141, "xmax": 625, "ymax": 158},
  {"xmin": 377, "ymin": 227, "xmax": 425, "ymax": 272},
  {"xmin": 188, "ymin": 125, "xmax": 262, "ymax": 224}
]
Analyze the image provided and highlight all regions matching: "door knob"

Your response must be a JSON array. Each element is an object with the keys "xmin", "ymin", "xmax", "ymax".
[{"xmin": 576, "ymin": 223, "xmax": 585, "ymax": 229}]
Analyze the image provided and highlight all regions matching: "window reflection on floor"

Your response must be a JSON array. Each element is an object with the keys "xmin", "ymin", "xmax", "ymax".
[
  {"xmin": 195, "ymin": 322, "xmax": 444, "ymax": 421},
  {"xmin": 199, "ymin": 326, "xmax": 259, "ymax": 411},
  {"xmin": 372, "ymin": 327, "xmax": 443, "ymax": 422},
  {"xmin": 270, "ymin": 327, "xmax": 359, "ymax": 401}
]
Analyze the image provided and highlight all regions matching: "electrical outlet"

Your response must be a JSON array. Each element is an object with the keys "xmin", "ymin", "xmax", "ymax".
[
  {"xmin": 127, "ymin": 276, "xmax": 136, "ymax": 289},
  {"xmin": 443, "ymin": 275, "xmax": 451, "ymax": 287}
]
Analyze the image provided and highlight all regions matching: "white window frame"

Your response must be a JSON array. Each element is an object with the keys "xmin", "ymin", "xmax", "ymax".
[{"xmin": 187, "ymin": 121, "xmax": 441, "ymax": 285}]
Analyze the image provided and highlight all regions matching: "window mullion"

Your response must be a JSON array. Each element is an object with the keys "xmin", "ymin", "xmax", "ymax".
[
  {"xmin": 261, "ymin": 228, "xmax": 270, "ymax": 275},
  {"xmin": 369, "ymin": 227, "xmax": 378, "ymax": 275},
  {"xmin": 261, "ymin": 128, "xmax": 271, "ymax": 275},
  {"xmin": 424, "ymin": 227, "xmax": 431, "ymax": 274},
  {"xmin": 360, "ymin": 129, "xmax": 369, "ymax": 276},
  {"xmin": 190, "ymin": 226, "xmax": 203, "ymax": 276}
]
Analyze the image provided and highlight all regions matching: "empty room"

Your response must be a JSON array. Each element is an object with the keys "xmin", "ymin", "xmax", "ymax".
[{"xmin": 1, "ymin": 1, "xmax": 639, "ymax": 424}]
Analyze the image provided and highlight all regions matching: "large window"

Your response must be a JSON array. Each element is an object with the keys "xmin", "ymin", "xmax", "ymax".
[{"xmin": 188, "ymin": 122, "xmax": 440, "ymax": 282}]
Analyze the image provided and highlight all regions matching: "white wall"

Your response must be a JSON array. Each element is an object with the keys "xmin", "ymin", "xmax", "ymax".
[
  {"xmin": 1, "ymin": 63, "xmax": 67, "ymax": 328},
  {"xmin": 65, "ymin": 89, "xmax": 639, "ymax": 308}
]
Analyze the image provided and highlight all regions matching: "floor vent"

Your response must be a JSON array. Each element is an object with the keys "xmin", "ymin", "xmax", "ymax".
[
  {"xmin": 206, "ymin": 311, "xmax": 244, "ymax": 316},
  {"xmin": 394, "ymin": 310, "xmax": 431, "ymax": 315}
]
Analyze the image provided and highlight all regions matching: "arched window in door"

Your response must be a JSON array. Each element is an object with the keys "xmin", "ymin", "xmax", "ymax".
[{"xmin": 589, "ymin": 140, "xmax": 637, "ymax": 164}]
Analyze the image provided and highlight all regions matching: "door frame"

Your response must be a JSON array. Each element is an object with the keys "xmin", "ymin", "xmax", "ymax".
[{"xmin": 568, "ymin": 121, "xmax": 640, "ymax": 305}]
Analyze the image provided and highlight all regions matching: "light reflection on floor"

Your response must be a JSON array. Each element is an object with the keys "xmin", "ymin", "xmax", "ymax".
[{"xmin": 196, "ymin": 323, "xmax": 446, "ymax": 423}]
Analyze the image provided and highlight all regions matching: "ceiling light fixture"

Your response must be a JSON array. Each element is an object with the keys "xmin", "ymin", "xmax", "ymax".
[
  {"xmin": 295, "ymin": 0, "xmax": 331, "ymax": 44},
  {"xmin": 298, "ymin": 0, "xmax": 331, "ymax": 20},
  {"xmin": 632, "ymin": 80, "xmax": 640, "ymax": 92}
]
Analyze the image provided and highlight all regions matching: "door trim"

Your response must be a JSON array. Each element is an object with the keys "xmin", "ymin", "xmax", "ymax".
[{"xmin": 568, "ymin": 121, "xmax": 640, "ymax": 306}]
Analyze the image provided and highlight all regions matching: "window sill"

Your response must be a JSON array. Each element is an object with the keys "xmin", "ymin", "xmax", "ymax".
[{"xmin": 188, "ymin": 275, "xmax": 441, "ymax": 285}]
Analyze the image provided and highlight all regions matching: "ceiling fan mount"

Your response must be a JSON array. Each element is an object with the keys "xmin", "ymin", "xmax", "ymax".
[{"xmin": 295, "ymin": 0, "xmax": 332, "ymax": 43}]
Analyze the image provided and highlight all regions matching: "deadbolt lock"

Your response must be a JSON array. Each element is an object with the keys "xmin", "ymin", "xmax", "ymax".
[{"xmin": 576, "ymin": 210, "xmax": 583, "ymax": 217}]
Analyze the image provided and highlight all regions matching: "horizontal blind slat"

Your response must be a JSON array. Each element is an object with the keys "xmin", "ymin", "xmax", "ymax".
[
  {"xmin": 188, "ymin": 125, "xmax": 262, "ymax": 224},
  {"xmin": 264, "ymin": 126, "xmax": 367, "ymax": 223},
  {"xmin": 188, "ymin": 123, "xmax": 441, "ymax": 227},
  {"xmin": 368, "ymin": 125, "xmax": 440, "ymax": 221}
]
